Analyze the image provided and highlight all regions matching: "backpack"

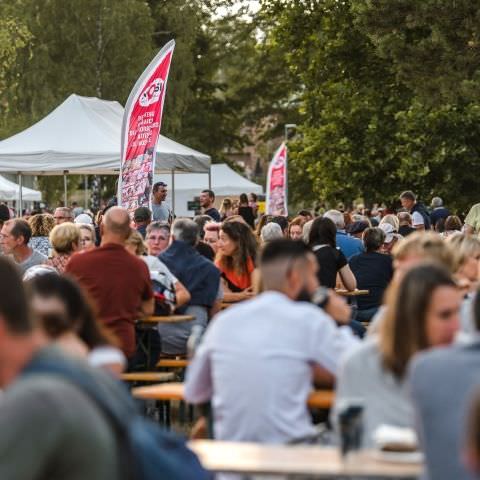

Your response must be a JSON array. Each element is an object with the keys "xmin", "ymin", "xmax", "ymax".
[
  {"xmin": 152, "ymin": 274, "xmax": 177, "ymax": 316},
  {"xmin": 23, "ymin": 359, "xmax": 210, "ymax": 480}
]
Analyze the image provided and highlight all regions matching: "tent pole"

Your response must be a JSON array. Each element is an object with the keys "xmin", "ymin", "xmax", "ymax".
[
  {"xmin": 208, "ymin": 168, "xmax": 212, "ymax": 190},
  {"xmin": 171, "ymin": 169, "xmax": 175, "ymax": 216},
  {"xmin": 84, "ymin": 175, "xmax": 88, "ymax": 209},
  {"xmin": 63, "ymin": 171, "xmax": 68, "ymax": 207},
  {"xmin": 17, "ymin": 172, "xmax": 23, "ymax": 217}
]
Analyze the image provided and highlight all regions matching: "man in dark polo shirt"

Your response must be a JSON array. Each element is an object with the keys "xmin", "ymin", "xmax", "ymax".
[{"xmin": 66, "ymin": 207, "xmax": 154, "ymax": 361}]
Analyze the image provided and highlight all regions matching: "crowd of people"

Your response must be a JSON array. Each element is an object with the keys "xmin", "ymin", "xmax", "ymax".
[{"xmin": 2, "ymin": 184, "xmax": 480, "ymax": 478}]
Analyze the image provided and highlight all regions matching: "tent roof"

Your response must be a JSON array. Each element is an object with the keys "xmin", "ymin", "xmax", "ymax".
[
  {"xmin": 0, "ymin": 94, "xmax": 210, "ymax": 175},
  {"xmin": 156, "ymin": 163, "xmax": 263, "ymax": 196},
  {"xmin": 0, "ymin": 175, "xmax": 41, "ymax": 201}
]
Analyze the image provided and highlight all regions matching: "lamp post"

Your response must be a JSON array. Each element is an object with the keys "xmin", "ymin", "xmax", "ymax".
[{"xmin": 284, "ymin": 123, "xmax": 297, "ymax": 143}]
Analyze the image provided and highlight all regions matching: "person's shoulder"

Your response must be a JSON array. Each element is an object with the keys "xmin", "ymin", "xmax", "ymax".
[
  {"xmin": 343, "ymin": 338, "xmax": 379, "ymax": 368},
  {"xmin": 410, "ymin": 344, "xmax": 461, "ymax": 379}
]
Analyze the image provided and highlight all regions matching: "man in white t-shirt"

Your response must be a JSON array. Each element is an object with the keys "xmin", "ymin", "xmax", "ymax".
[
  {"xmin": 184, "ymin": 239, "xmax": 358, "ymax": 444},
  {"xmin": 400, "ymin": 190, "xmax": 431, "ymax": 230}
]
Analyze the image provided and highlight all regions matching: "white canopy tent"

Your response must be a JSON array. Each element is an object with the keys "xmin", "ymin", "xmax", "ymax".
[
  {"xmin": 155, "ymin": 163, "xmax": 263, "ymax": 217},
  {"xmin": 0, "ymin": 94, "xmax": 211, "ymax": 175},
  {"xmin": 0, "ymin": 175, "xmax": 41, "ymax": 201}
]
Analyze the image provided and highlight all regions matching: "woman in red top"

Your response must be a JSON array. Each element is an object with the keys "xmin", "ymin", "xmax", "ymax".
[{"xmin": 216, "ymin": 221, "xmax": 258, "ymax": 302}]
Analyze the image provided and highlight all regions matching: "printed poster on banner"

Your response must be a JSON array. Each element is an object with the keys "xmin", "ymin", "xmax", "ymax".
[
  {"xmin": 119, "ymin": 40, "xmax": 175, "ymax": 214},
  {"xmin": 266, "ymin": 142, "xmax": 288, "ymax": 216}
]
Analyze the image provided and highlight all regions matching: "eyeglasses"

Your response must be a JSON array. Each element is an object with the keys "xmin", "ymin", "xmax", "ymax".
[
  {"xmin": 54, "ymin": 216, "xmax": 70, "ymax": 220},
  {"xmin": 147, "ymin": 236, "xmax": 168, "ymax": 242}
]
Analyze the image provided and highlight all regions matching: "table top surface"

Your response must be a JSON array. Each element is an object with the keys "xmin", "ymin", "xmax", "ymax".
[
  {"xmin": 121, "ymin": 372, "xmax": 174, "ymax": 382},
  {"xmin": 188, "ymin": 440, "xmax": 422, "ymax": 478},
  {"xmin": 132, "ymin": 382, "xmax": 335, "ymax": 408},
  {"xmin": 139, "ymin": 314, "xmax": 195, "ymax": 324},
  {"xmin": 335, "ymin": 289, "xmax": 369, "ymax": 297}
]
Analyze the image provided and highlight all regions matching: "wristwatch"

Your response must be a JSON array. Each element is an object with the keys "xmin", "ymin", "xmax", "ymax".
[{"xmin": 311, "ymin": 287, "xmax": 330, "ymax": 310}]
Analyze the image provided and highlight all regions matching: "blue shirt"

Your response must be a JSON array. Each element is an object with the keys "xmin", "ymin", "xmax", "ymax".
[
  {"xmin": 159, "ymin": 240, "xmax": 220, "ymax": 309},
  {"xmin": 336, "ymin": 231, "xmax": 364, "ymax": 260}
]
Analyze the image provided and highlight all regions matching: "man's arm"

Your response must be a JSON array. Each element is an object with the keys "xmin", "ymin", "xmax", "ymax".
[
  {"xmin": 184, "ymin": 338, "xmax": 213, "ymax": 404},
  {"xmin": 140, "ymin": 297, "xmax": 154, "ymax": 316},
  {"xmin": 174, "ymin": 280, "xmax": 191, "ymax": 308}
]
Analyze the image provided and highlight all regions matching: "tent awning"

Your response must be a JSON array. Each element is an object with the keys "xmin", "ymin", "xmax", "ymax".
[
  {"xmin": 0, "ymin": 175, "xmax": 41, "ymax": 201},
  {"xmin": 0, "ymin": 94, "xmax": 210, "ymax": 175}
]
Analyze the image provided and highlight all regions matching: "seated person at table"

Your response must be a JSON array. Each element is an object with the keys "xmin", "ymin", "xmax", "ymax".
[
  {"xmin": 45, "ymin": 222, "xmax": 80, "ymax": 273},
  {"xmin": 185, "ymin": 239, "xmax": 359, "ymax": 444},
  {"xmin": 409, "ymin": 287, "xmax": 480, "ymax": 480},
  {"xmin": 466, "ymin": 388, "xmax": 480, "ymax": 478},
  {"xmin": 308, "ymin": 216, "xmax": 356, "ymax": 291},
  {"xmin": 333, "ymin": 263, "xmax": 461, "ymax": 447},
  {"xmin": 349, "ymin": 227, "xmax": 393, "ymax": 322},
  {"xmin": 159, "ymin": 219, "xmax": 221, "ymax": 355},
  {"xmin": 324, "ymin": 209, "xmax": 364, "ymax": 260},
  {"xmin": 216, "ymin": 221, "xmax": 257, "ymax": 302},
  {"xmin": 145, "ymin": 221, "xmax": 170, "ymax": 257}
]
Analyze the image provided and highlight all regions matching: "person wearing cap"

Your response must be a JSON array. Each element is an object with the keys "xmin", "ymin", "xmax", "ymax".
[
  {"xmin": 379, "ymin": 223, "xmax": 402, "ymax": 256},
  {"xmin": 151, "ymin": 182, "xmax": 172, "ymax": 223},
  {"xmin": 430, "ymin": 197, "xmax": 450, "ymax": 230},
  {"xmin": 133, "ymin": 206, "xmax": 151, "ymax": 239},
  {"xmin": 346, "ymin": 220, "xmax": 369, "ymax": 239},
  {"xmin": 74, "ymin": 213, "xmax": 94, "ymax": 225}
]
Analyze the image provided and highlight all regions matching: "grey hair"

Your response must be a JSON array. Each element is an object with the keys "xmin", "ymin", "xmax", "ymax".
[
  {"xmin": 323, "ymin": 210, "xmax": 344, "ymax": 229},
  {"xmin": 171, "ymin": 218, "xmax": 199, "ymax": 246},
  {"xmin": 431, "ymin": 196, "xmax": 443, "ymax": 208},
  {"xmin": 261, "ymin": 223, "xmax": 283, "ymax": 243}
]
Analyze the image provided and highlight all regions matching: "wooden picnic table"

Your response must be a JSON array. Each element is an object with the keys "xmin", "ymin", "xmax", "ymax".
[
  {"xmin": 335, "ymin": 289, "xmax": 369, "ymax": 297},
  {"xmin": 139, "ymin": 314, "xmax": 195, "ymax": 324},
  {"xmin": 132, "ymin": 382, "xmax": 335, "ymax": 409},
  {"xmin": 189, "ymin": 440, "xmax": 422, "ymax": 478},
  {"xmin": 121, "ymin": 372, "xmax": 175, "ymax": 383}
]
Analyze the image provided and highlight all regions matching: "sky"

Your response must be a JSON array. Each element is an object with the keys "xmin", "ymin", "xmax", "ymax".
[{"xmin": 215, "ymin": 1, "xmax": 261, "ymax": 19}]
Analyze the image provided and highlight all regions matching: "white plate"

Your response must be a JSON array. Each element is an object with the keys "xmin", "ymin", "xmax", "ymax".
[{"xmin": 371, "ymin": 450, "xmax": 424, "ymax": 464}]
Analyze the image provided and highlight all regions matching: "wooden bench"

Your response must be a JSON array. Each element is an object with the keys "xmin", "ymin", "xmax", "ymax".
[
  {"xmin": 188, "ymin": 440, "xmax": 422, "ymax": 478},
  {"xmin": 121, "ymin": 372, "xmax": 175, "ymax": 383},
  {"xmin": 140, "ymin": 315, "xmax": 195, "ymax": 324},
  {"xmin": 156, "ymin": 358, "xmax": 189, "ymax": 369},
  {"xmin": 132, "ymin": 382, "xmax": 335, "ymax": 409}
]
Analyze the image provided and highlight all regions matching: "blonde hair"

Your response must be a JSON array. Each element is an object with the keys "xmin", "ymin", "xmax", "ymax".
[
  {"xmin": 393, "ymin": 231, "xmax": 455, "ymax": 272},
  {"xmin": 380, "ymin": 214, "xmax": 400, "ymax": 232},
  {"xmin": 126, "ymin": 229, "xmax": 147, "ymax": 256},
  {"xmin": 49, "ymin": 222, "xmax": 80, "ymax": 254},
  {"xmin": 447, "ymin": 234, "xmax": 480, "ymax": 272},
  {"xmin": 29, "ymin": 214, "xmax": 55, "ymax": 237},
  {"xmin": 78, "ymin": 223, "xmax": 95, "ymax": 239}
]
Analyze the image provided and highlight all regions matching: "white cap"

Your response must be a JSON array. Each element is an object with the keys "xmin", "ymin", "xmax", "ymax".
[
  {"xmin": 74, "ymin": 213, "xmax": 93, "ymax": 225},
  {"xmin": 379, "ymin": 223, "xmax": 395, "ymax": 243}
]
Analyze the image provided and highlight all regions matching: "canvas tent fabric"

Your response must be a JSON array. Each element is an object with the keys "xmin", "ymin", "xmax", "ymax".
[
  {"xmin": 0, "ymin": 94, "xmax": 210, "ymax": 175},
  {"xmin": 154, "ymin": 163, "xmax": 263, "ymax": 217},
  {"xmin": 0, "ymin": 175, "xmax": 41, "ymax": 201}
]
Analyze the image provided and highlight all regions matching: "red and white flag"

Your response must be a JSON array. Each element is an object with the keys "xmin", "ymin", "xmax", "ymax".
[
  {"xmin": 266, "ymin": 142, "xmax": 288, "ymax": 216},
  {"xmin": 119, "ymin": 40, "xmax": 175, "ymax": 213}
]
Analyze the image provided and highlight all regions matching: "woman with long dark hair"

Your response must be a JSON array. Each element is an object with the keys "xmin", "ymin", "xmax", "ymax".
[
  {"xmin": 237, "ymin": 193, "xmax": 256, "ymax": 229},
  {"xmin": 309, "ymin": 216, "xmax": 356, "ymax": 290},
  {"xmin": 216, "ymin": 220, "xmax": 258, "ymax": 302}
]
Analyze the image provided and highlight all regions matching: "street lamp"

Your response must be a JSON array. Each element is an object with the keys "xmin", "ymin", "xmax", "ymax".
[{"xmin": 284, "ymin": 123, "xmax": 297, "ymax": 143}]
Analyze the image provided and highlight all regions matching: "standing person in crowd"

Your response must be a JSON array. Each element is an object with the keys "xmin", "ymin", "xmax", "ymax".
[
  {"xmin": 248, "ymin": 192, "xmax": 259, "ymax": 219},
  {"xmin": 193, "ymin": 215, "xmax": 215, "ymax": 261},
  {"xmin": 71, "ymin": 201, "xmax": 84, "ymax": 218},
  {"xmin": 409, "ymin": 285, "xmax": 480, "ymax": 480},
  {"xmin": 261, "ymin": 222, "xmax": 283, "ymax": 244},
  {"xmin": 298, "ymin": 209, "xmax": 314, "ymax": 222},
  {"xmin": 465, "ymin": 202, "xmax": 480, "ymax": 235},
  {"xmin": 66, "ymin": 207, "xmax": 154, "ymax": 364},
  {"xmin": 271, "ymin": 216, "xmax": 289, "ymax": 237},
  {"xmin": 45, "ymin": 223, "xmax": 80, "ymax": 273},
  {"xmin": 0, "ymin": 219, "xmax": 46, "ymax": 273},
  {"xmin": 334, "ymin": 264, "xmax": 461, "ymax": 447},
  {"xmin": 349, "ymin": 227, "xmax": 394, "ymax": 323},
  {"xmin": 308, "ymin": 216, "xmax": 356, "ymax": 291},
  {"xmin": 288, "ymin": 216, "xmax": 307, "ymax": 241},
  {"xmin": 346, "ymin": 220, "xmax": 369, "ymax": 240},
  {"xmin": 255, "ymin": 214, "xmax": 272, "ymax": 239},
  {"xmin": 133, "ymin": 206, "xmax": 151, "ymax": 239},
  {"xmin": 237, "ymin": 193, "xmax": 255, "ymax": 229},
  {"xmin": 159, "ymin": 219, "xmax": 221, "ymax": 355},
  {"xmin": 203, "ymin": 222, "xmax": 221, "ymax": 254},
  {"xmin": 430, "ymin": 196, "xmax": 450, "ymax": 229},
  {"xmin": 219, "ymin": 198, "xmax": 234, "ymax": 221},
  {"xmin": 397, "ymin": 211, "xmax": 416, "ymax": 237},
  {"xmin": 27, "ymin": 272, "xmax": 126, "ymax": 375},
  {"xmin": 379, "ymin": 214, "xmax": 400, "ymax": 233},
  {"xmin": 399, "ymin": 190, "xmax": 431, "ymax": 230},
  {"xmin": 442, "ymin": 215, "xmax": 463, "ymax": 238},
  {"xmin": 74, "ymin": 212, "xmax": 94, "ymax": 226},
  {"xmin": 185, "ymin": 239, "xmax": 359, "ymax": 444},
  {"xmin": 0, "ymin": 257, "xmax": 126, "ymax": 478},
  {"xmin": 53, "ymin": 207, "xmax": 73, "ymax": 225},
  {"xmin": 77, "ymin": 224, "xmax": 96, "ymax": 251},
  {"xmin": 324, "ymin": 209, "xmax": 364, "ymax": 259},
  {"xmin": 145, "ymin": 221, "xmax": 170, "ymax": 257},
  {"xmin": 216, "ymin": 221, "xmax": 257, "ymax": 302},
  {"xmin": 28, "ymin": 213, "xmax": 55, "ymax": 257},
  {"xmin": 199, "ymin": 189, "xmax": 221, "ymax": 222},
  {"xmin": 151, "ymin": 181, "xmax": 172, "ymax": 222}
]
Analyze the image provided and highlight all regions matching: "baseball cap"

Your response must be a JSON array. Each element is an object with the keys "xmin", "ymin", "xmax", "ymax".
[
  {"xmin": 346, "ymin": 221, "xmax": 369, "ymax": 235},
  {"xmin": 379, "ymin": 223, "xmax": 394, "ymax": 243},
  {"xmin": 74, "ymin": 213, "xmax": 94, "ymax": 225}
]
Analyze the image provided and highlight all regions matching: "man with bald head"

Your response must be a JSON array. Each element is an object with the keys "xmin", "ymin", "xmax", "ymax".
[{"xmin": 66, "ymin": 207, "xmax": 154, "ymax": 363}]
